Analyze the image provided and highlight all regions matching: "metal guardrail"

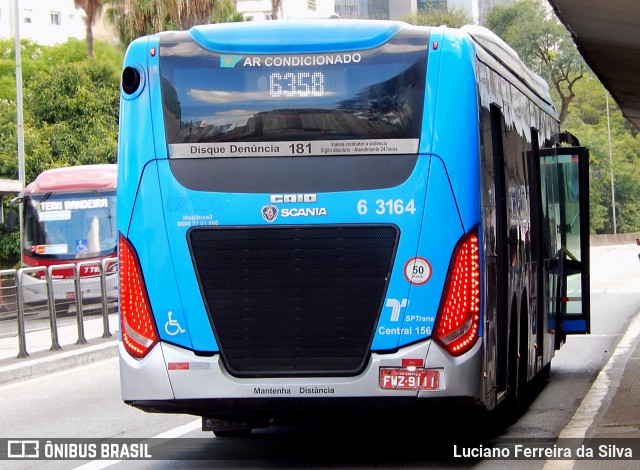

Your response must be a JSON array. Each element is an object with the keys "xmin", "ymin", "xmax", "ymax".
[
  {"xmin": 17, "ymin": 266, "xmax": 50, "ymax": 358},
  {"xmin": 0, "ymin": 259, "xmax": 118, "ymax": 359}
]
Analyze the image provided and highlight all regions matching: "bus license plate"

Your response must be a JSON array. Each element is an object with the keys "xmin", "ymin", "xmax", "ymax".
[{"xmin": 379, "ymin": 368, "xmax": 439, "ymax": 391}]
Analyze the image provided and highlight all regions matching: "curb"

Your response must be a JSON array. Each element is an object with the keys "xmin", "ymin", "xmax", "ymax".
[{"xmin": 0, "ymin": 339, "xmax": 118, "ymax": 385}]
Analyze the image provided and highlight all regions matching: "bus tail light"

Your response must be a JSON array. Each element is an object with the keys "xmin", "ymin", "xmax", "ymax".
[
  {"xmin": 119, "ymin": 233, "xmax": 158, "ymax": 359},
  {"xmin": 434, "ymin": 231, "xmax": 480, "ymax": 356}
]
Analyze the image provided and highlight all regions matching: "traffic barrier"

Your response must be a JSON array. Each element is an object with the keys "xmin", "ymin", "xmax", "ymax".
[
  {"xmin": 0, "ymin": 269, "xmax": 18, "ymax": 315},
  {"xmin": 17, "ymin": 266, "xmax": 49, "ymax": 357},
  {"xmin": 0, "ymin": 264, "xmax": 118, "ymax": 359}
]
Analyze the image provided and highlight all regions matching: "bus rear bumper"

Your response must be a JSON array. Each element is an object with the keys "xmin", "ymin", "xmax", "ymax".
[{"xmin": 119, "ymin": 339, "xmax": 484, "ymax": 416}]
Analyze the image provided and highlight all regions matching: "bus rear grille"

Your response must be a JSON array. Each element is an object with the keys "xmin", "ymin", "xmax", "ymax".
[{"xmin": 189, "ymin": 225, "xmax": 398, "ymax": 377}]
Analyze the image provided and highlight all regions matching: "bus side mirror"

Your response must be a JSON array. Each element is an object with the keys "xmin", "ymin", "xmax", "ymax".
[{"xmin": 4, "ymin": 195, "xmax": 22, "ymax": 233}]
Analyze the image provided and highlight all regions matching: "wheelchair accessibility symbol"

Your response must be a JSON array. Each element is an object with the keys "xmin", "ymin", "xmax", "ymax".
[{"xmin": 165, "ymin": 311, "xmax": 185, "ymax": 336}]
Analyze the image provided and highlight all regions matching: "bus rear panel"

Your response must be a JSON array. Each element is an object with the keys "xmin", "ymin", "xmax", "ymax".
[{"xmin": 117, "ymin": 20, "xmax": 589, "ymax": 431}]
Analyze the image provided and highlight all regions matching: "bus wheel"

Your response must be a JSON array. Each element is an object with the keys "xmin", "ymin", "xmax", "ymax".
[
  {"xmin": 0, "ymin": 301, "xmax": 17, "ymax": 316},
  {"xmin": 54, "ymin": 300, "xmax": 72, "ymax": 317},
  {"xmin": 506, "ymin": 303, "xmax": 519, "ymax": 400},
  {"xmin": 539, "ymin": 362, "xmax": 551, "ymax": 381},
  {"xmin": 500, "ymin": 303, "xmax": 525, "ymax": 420},
  {"xmin": 517, "ymin": 296, "xmax": 530, "ymax": 399}
]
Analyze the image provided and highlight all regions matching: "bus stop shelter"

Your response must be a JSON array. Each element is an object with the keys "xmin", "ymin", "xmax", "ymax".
[{"xmin": 0, "ymin": 179, "xmax": 22, "ymax": 195}]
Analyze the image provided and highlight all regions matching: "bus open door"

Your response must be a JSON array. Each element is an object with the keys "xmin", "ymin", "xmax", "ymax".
[{"xmin": 539, "ymin": 145, "xmax": 590, "ymax": 348}]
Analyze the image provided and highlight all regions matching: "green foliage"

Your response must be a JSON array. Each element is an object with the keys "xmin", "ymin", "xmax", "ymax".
[
  {"xmin": 485, "ymin": 0, "xmax": 586, "ymax": 124},
  {"xmin": 0, "ymin": 41, "xmax": 120, "ymax": 182},
  {"xmin": 107, "ymin": 0, "xmax": 218, "ymax": 46},
  {"xmin": 482, "ymin": 0, "xmax": 640, "ymax": 234},
  {"xmin": 0, "ymin": 38, "xmax": 121, "ymax": 102},
  {"xmin": 74, "ymin": 0, "xmax": 105, "ymax": 58},
  {"xmin": 0, "ymin": 39, "xmax": 122, "ymax": 267},
  {"xmin": 0, "ymin": 39, "xmax": 46, "ymax": 102},
  {"xmin": 212, "ymin": 0, "xmax": 246, "ymax": 23},
  {"xmin": 563, "ymin": 76, "xmax": 640, "ymax": 234},
  {"xmin": 0, "ymin": 228, "xmax": 19, "ymax": 269},
  {"xmin": 403, "ymin": 6, "xmax": 470, "ymax": 28}
]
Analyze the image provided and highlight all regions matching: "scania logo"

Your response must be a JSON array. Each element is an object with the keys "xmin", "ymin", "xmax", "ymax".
[
  {"xmin": 270, "ymin": 194, "xmax": 317, "ymax": 203},
  {"xmin": 261, "ymin": 205, "xmax": 278, "ymax": 222}
]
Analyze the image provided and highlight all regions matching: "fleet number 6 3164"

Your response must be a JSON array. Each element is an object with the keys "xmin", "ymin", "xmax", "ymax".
[{"xmin": 357, "ymin": 199, "xmax": 416, "ymax": 215}]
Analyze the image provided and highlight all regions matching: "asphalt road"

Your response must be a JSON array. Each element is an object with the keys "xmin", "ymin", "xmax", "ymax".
[{"xmin": 1, "ymin": 244, "xmax": 639, "ymax": 469}]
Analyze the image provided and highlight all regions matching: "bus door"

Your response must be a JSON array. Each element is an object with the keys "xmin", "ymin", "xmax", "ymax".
[{"xmin": 539, "ymin": 146, "xmax": 590, "ymax": 346}]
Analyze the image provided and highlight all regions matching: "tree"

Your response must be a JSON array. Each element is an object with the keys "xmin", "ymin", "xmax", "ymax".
[
  {"xmin": 167, "ymin": 0, "xmax": 218, "ymax": 30},
  {"xmin": 212, "ymin": 0, "xmax": 245, "ymax": 23},
  {"xmin": 562, "ymin": 76, "xmax": 640, "ymax": 234},
  {"xmin": 0, "ymin": 39, "xmax": 120, "ymax": 181},
  {"xmin": 0, "ymin": 40, "xmax": 122, "ymax": 267},
  {"xmin": 403, "ymin": 6, "xmax": 470, "ymax": 28},
  {"xmin": 485, "ymin": 0, "xmax": 586, "ymax": 124},
  {"xmin": 107, "ymin": 0, "xmax": 218, "ymax": 46},
  {"xmin": 271, "ymin": 0, "xmax": 281, "ymax": 20},
  {"xmin": 26, "ymin": 60, "xmax": 119, "ymax": 168},
  {"xmin": 74, "ymin": 0, "xmax": 104, "ymax": 58},
  {"xmin": 0, "ymin": 40, "xmax": 47, "ymax": 102},
  {"xmin": 485, "ymin": 0, "xmax": 640, "ymax": 234}
]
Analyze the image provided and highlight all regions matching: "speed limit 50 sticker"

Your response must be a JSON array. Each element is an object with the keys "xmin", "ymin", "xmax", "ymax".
[{"xmin": 404, "ymin": 257, "xmax": 432, "ymax": 285}]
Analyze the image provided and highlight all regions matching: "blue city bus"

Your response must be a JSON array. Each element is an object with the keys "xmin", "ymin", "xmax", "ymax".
[{"xmin": 117, "ymin": 19, "xmax": 590, "ymax": 436}]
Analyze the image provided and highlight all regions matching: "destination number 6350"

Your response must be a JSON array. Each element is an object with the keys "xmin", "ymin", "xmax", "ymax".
[{"xmin": 357, "ymin": 199, "xmax": 417, "ymax": 215}]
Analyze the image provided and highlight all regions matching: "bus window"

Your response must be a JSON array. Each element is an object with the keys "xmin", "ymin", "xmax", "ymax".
[{"xmin": 24, "ymin": 191, "xmax": 117, "ymax": 259}]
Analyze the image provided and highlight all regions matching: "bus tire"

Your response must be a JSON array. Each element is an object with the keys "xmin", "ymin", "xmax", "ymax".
[
  {"xmin": 0, "ymin": 300, "xmax": 17, "ymax": 315},
  {"xmin": 539, "ymin": 362, "xmax": 551, "ymax": 381},
  {"xmin": 55, "ymin": 300, "xmax": 72, "ymax": 317},
  {"xmin": 506, "ymin": 302, "xmax": 519, "ymax": 401},
  {"xmin": 517, "ymin": 295, "xmax": 530, "ymax": 399}
]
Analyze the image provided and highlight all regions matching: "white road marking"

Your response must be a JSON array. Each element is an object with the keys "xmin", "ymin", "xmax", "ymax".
[{"xmin": 72, "ymin": 419, "xmax": 201, "ymax": 469}]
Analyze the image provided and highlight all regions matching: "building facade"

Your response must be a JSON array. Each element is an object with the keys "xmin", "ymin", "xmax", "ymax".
[
  {"xmin": 235, "ymin": 0, "xmax": 514, "ymax": 24},
  {"xmin": 334, "ymin": 0, "xmax": 416, "ymax": 20},
  {"xmin": 0, "ymin": 0, "xmax": 116, "ymax": 46},
  {"xmin": 1, "ymin": 0, "xmax": 518, "ymax": 45},
  {"xmin": 237, "ymin": 0, "xmax": 339, "ymax": 20}
]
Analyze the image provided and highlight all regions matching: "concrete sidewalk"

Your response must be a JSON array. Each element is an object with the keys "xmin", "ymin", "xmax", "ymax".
[
  {"xmin": 0, "ymin": 312, "xmax": 118, "ymax": 384},
  {"xmin": 559, "ymin": 305, "xmax": 640, "ymax": 444}
]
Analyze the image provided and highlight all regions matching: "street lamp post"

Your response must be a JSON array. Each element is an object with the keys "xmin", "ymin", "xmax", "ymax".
[
  {"xmin": 13, "ymin": 0, "xmax": 25, "ymax": 264},
  {"xmin": 605, "ymin": 91, "xmax": 616, "ymax": 235}
]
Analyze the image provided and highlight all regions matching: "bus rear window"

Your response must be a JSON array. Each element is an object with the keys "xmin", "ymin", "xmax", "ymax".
[{"xmin": 159, "ymin": 31, "xmax": 429, "ymax": 157}]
